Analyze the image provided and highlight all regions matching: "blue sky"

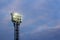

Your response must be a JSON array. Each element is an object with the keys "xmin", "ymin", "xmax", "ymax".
[{"xmin": 0, "ymin": 0, "xmax": 60, "ymax": 40}]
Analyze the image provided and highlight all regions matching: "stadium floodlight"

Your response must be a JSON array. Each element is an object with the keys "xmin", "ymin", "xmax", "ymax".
[{"xmin": 11, "ymin": 12, "xmax": 22, "ymax": 40}]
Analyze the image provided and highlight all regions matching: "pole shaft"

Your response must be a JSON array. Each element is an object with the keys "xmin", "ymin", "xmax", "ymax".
[{"xmin": 14, "ymin": 23, "xmax": 19, "ymax": 40}]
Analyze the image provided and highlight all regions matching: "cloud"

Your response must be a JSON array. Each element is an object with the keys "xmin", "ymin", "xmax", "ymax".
[
  {"xmin": 20, "ymin": 22, "xmax": 60, "ymax": 40},
  {"xmin": 20, "ymin": 27, "xmax": 60, "ymax": 40},
  {"xmin": 30, "ymin": 28, "xmax": 60, "ymax": 40},
  {"xmin": 31, "ymin": 22, "xmax": 60, "ymax": 34}
]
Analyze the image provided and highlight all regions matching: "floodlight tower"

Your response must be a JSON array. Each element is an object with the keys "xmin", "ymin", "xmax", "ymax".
[{"xmin": 11, "ymin": 12, "xmax": 22, "ymax": 40}]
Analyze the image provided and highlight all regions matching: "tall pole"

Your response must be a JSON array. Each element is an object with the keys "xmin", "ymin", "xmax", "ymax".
[
  {"xmin": 11, "ymin": 12, "xmax": 22, "ymax": 40},
  {"xmin": 14, "ymin": 23, "xmax": 20, "ymax": 40}
]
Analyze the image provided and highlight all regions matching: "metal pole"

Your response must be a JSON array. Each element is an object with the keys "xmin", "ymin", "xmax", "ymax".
[{"xmin": 14, "ymin": 23, "xmax": 19, "ymax": 40}]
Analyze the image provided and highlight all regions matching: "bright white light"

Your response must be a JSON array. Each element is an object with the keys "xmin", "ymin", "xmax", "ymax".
[{"xmin": 11, "ymin": 12, "xmax": 23, "ymax": 23}]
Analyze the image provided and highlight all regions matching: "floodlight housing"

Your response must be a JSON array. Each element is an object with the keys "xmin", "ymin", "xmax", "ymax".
[{"xmin": 11, "ymin": 12, "xmax": 22, "ymax": 24}]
